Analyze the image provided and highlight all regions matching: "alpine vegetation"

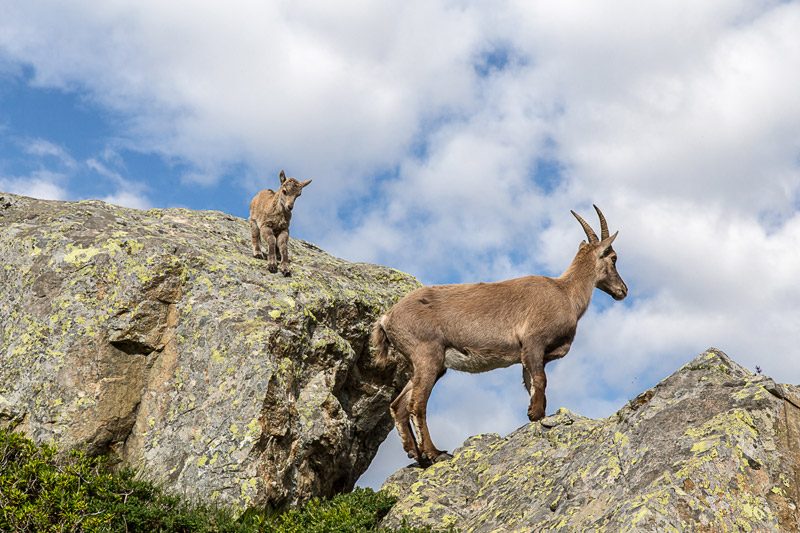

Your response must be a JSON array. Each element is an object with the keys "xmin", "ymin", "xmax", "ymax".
[
  {"xmin": 249, "ymin": 170, "xmax": 312, "ymax": 276},
  {"xmin": 372, "ymin": 206, "xmax": 627, "ymax": 466}
]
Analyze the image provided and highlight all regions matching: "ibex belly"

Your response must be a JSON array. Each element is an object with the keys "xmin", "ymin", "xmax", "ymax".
[{"xmin": 444, "ymin": 347, "xmax": 518, "ymax": 373}]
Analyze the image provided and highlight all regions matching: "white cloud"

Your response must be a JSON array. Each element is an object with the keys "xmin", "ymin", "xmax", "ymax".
[
  {"xmin": 86, "ymin": 157, "xmax": 153, "ymax": 209},
  {"xmin": 23, "ymin": 138, "xmax": 78, "ymax": 168},
  {"xmin": 86, "ymin": 158, "xmax": 123, "ymax": 182},
  {"xmin": 101, "ymin": 190, "xmax": 152, "ymax": 210},
  {"xmin": 0, "ymin": 136, "xmax": 154, "ymax": 208},
  {"xmin": 0, "ymin": 0, "xmax": 487, "ymax": 187},
  {"xmin": 0, "ymin": 172, "xmax": 69, "ymax": 201}
]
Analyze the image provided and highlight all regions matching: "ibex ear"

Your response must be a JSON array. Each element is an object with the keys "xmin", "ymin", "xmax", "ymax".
[
  {"xmin": 597, "ymin": 231, "xmax": 618, "ymax": 254},
  {"xmin": 301, "ymin": 179, "xmax": 312, "ymax": 188},
  {"xmin": 279, "ymin": 170, "xmax": 286, "ymax": 185}
]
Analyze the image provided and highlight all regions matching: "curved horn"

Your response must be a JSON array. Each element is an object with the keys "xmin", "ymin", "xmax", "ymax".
[
  {"xmin": 593, "ymin": 204, "xmax": 609, "ymax": 240},
  {"xmin": 571, "ymin": 209, "xmax": 598, "ymax": 243}
]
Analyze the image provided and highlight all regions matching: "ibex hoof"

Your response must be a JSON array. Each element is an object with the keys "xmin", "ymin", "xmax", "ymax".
[
  {"xmin": 528, "ymin": 407, "xmax": 545, "ymax": 422},
  {"xmin": 281, "ymin": 268, "xmax": 291, "ymax": 277},
  {"xmin": 408, "ymin": 450, "xmax": 428, "ymax": 467},
  {"xmin": 253, "ymin": 253, "xmax": 265, "ymax": 260},
  {"xmin": 268, "ymin": 264, "xmax": 278, "ymax": 273},
  {"xmin": 416, "ymin": 451, "xmax": 451, "ymax": 468}
]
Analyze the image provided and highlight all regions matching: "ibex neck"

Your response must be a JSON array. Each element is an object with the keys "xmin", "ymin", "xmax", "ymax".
[
  {"xmin": 272, "ymin": 191, "xmax": 291, "ymax": 215},
  {"xmin": 557, "ymin": 248, "xmax": 597, "ymax": 319}
]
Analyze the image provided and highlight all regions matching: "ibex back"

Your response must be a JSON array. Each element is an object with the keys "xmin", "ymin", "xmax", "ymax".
[
  {"xmin": 249, "ymin": 170, "xmax": 311, "ymax": 276},
  {"xmin": 372, "ymin": 206, "xmax": 627, "ymax": 466}
]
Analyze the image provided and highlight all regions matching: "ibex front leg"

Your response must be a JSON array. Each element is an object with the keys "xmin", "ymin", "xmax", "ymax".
[
  {"xmin": 250, "ymin": 219, "xmax": 264, "ymax": 259},
  {"xmin": 521, "ymin": 342, "xmax": 547, "ymax": 421},
  {"xmin": 277, "ymin": 230, "xmax": 291, "ymax": 276},
  {"xmin": 265, "ymin": 230, "xmax": 278, "ymax": 273}
]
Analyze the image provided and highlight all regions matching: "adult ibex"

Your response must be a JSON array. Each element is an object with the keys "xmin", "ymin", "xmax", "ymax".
[
  {"xmin": 249, "ymin": 170, "xmax": 311, "ymax": 276},
  {"xmin": 372, "ymin": 206, "xmax": 627, "ymax": 466}
]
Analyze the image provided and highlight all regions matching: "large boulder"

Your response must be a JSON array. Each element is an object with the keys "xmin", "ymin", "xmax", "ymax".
[
  {"xmin": 382, "ymin": 348, "xmax": 800, "ymax": 532},
  {"xmin": 0, "ymin": 191, "xmax": 418, "ymax": 511}
]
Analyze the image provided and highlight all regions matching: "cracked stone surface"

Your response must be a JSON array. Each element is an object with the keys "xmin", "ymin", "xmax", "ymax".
[
  {"xmin": 381, "ymin": 348, "xmax": 800, "ymax": 532},
  {"xmin": 0, "ymin": 191, "xmax": 418, "ymax": 511}
]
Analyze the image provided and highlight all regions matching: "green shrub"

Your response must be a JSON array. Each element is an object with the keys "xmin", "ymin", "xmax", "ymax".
[
  {"xmin": 264, "ymin": 488, "xmax": 406, "ymax": 533},
  {"xmin": 0, "ymin": 430, "xmax": 111, "ymax": 532},
  {"xmin": 0, "ymin": 429, "xmax": 250, "ymax": 532},
  {"xmin": 0, "ymin": 429, "xmax": 442, "ymax": 532}
]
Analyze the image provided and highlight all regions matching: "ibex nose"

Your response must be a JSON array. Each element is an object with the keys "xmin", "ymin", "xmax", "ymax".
[{"xmin": 614, "ymin": 282, "xmax": 628, "ymax": 301}]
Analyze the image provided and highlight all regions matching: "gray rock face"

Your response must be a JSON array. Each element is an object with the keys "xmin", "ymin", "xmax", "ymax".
[
  {"xmin": 0, "ymin": 191, "xmax": 418, "ymax": 511},
  {"xmin": 382, "ymin": 348, "xmax": 800, "ymax": 532}
]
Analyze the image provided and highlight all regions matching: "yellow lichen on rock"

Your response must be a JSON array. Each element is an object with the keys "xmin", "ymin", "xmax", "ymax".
[
  {"xmin": 0, "ymin": 191, "xmax": 420, "ymax": 512},
  {"xmin": 381, "ymin": 348, "xmax": 800, "ymax": 532}
]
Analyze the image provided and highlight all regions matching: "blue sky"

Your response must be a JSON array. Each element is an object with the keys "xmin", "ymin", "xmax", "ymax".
[{"xmin": 2, "ymin": 0, "xmax": 800, "ymax": 489}]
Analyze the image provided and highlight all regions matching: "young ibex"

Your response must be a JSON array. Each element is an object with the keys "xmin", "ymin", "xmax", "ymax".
[
  {"xmin": 249, "ymin": 170, "xmax": 312, "ymax": 276},
  {"xmin": 372, "ymin": 206, "xmax": 627, "ymax": 466}
]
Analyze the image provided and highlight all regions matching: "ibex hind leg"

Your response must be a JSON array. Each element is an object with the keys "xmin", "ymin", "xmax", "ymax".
[
  {"xmin": 390, "ymin": 381, "xmax": 422, "ymax": 463},
  {"xmin": 407, "ymin": 351, "xmax": 449, "ymax": 466}
]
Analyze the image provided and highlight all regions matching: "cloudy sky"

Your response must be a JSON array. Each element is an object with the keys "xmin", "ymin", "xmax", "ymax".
[{"xmin": 2, "ymin": 0, "xmax": 799, "ymax": 489}]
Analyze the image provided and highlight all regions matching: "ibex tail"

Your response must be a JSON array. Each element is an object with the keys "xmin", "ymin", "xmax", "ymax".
[{"xmin": 372, "ymin": 317, "xmax": 392, "ymax": 367}]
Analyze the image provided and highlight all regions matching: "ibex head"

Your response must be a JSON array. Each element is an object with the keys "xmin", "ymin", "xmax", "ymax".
[
  {"xmin": 571, "ymin": 205, "xmax": 628, "ymax": 301},
  {"xmin": 278, "ymin": 170, "xmax": 312, "ymax": 212}
]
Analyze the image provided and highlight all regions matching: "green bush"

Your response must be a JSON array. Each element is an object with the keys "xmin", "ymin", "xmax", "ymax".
[
  {"xmin": 0, "ymin": 431, "xmax": 111, "ymax": 532},
  {"xmin": 0, "ymin": 429, "xmax": 247, "ymax": 532},
  {"xmin": 0, "ymin": 429, "xmax": 441, "ymax": 532},
  {"xmin": 263, "ymin": 488, "xmax": 434, "ymax": 533}
]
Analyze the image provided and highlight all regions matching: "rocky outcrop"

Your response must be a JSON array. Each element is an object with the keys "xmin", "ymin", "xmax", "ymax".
[
  {"xmin": 0, "ymin": 191, "xmax": 418, "ymax": 511},
  {"xmin": 382, "ymin": 348, "xmax": 800, "ymax": 532}
]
